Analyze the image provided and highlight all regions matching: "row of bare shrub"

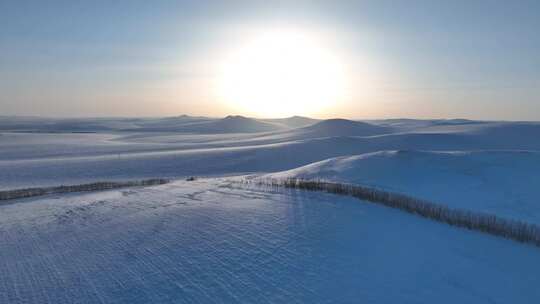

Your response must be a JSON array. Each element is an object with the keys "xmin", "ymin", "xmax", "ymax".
[
  {"xmin": 0, "ymin": 179, "xmax": 169, "ymax": 201},
  {"xmin": 248, "ymin": 178, "xmax": 540, "ymax": 247}
]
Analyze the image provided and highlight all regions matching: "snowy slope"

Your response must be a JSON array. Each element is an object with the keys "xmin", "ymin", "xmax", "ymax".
[
  {"xmin": 1, "ymin": 179, "xmax": 539, "ymax": 303},
  {"xmin": 265, "ymin": 150, "xmax": 540, "ymax": 224}
]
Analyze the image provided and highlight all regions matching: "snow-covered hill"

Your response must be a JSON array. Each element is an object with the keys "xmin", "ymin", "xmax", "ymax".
[
  {"xmin": 265, "ymin": 150, "xmax": 540, "ymax": 224},
  {"xmin": 298, "ymin": 118, "xmax": 392, "ymax": 137},
  {"xmin": 262, "ymin": 115, "xmax": 320, "ymax": 128},
  {"xmin": 132, "ymin": 115, "xmax": 287, "ymax": 133}
]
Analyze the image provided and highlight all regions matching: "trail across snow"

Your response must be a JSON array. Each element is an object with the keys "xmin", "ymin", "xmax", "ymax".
[{"xmin": 1, "ymin": 179, "xmax": 539, "ymax": 303}]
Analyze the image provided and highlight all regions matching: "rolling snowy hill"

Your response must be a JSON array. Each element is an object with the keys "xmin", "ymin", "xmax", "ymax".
[
  {"xmin": 298, "ymin": 118, "xmax": 392, "ymax": 137},
  {"xmin": 262, "ymin": 115, "xmax": 320, "ymax": 128},
  {"xmin": 264, "ymin": 150, "xmax": 540, "ymax": 224},
  {"xmin": 2, "ymin": 118, "xmax": 540, "ymax": 189},
  {"xmin": 131, "ymin": 115, "xmax": 287, "ymax": 133}
]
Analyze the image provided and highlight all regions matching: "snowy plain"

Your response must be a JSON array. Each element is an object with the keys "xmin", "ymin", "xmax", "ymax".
[
  {"xmin": 2, "ymin": 179, "xmax": 540, "ymax": 303},
  {"xmin": 1, "ymin": 115, "xmax": 540, "ymax": 303}
]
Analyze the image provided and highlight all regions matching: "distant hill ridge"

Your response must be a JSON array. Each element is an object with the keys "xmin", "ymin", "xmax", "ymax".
[{"xmin": 299, "ymin": 118, "xmax": 392, "ymax": 137}]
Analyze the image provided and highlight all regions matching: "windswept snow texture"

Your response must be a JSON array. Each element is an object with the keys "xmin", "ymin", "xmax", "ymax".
[
  {"xmin": 265, "ymin": 150, "xmax": 540, "ymax": 225},
  {"xmin": 1, "ymin": 179, "xmax": 539, "ymax": 303}
]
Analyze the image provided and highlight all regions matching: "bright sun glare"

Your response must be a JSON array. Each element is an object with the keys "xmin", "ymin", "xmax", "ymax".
[{"xmin": 217, "ymin": 30, "xmax": 347, "ymax": 117}]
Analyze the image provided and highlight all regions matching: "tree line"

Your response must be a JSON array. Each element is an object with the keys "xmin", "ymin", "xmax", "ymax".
[
  {"xmin": 0, "ymin": 179, "xmax": 169, "ymax": 201},
  {"xmin": 247, "ymin": 177, "xmax": 540, "ymax": 247}
]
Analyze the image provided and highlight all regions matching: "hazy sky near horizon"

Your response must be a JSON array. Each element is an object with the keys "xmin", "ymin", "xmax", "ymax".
[{"xmin": 1, "ymin": 0, "xmax": 539, "ymax": 120}]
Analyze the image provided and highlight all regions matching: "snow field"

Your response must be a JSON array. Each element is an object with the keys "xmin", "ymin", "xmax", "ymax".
[{"xmin": 1, "ymin": 179, "xmax": 539, "ymax": 303}]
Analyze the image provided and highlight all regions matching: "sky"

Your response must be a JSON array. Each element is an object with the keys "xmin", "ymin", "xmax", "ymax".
[{"xmin": 1, "ymin": 0, "xmax": 539, "ymax": 120}]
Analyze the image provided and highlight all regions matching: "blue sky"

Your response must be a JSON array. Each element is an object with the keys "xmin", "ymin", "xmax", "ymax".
[{"xmin": 1, "ymin": 0, "xmax": 539, "ymax": 119}]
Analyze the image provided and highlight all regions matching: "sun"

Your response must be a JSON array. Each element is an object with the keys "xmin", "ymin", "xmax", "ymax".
[{"xmin": 216, "ymin": 30, "xmax": 347, "ymax": 117}]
